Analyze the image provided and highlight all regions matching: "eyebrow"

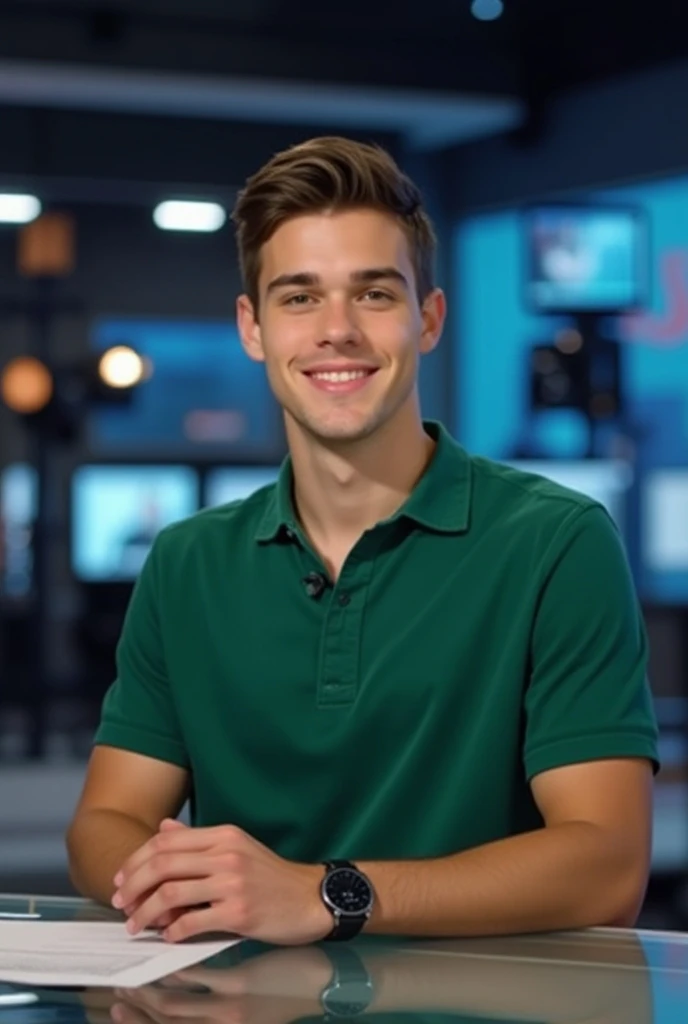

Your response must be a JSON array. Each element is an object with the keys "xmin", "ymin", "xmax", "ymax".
[{"xmin": 265, "ymin": 266, "xmax": 410, "ymax": 296}]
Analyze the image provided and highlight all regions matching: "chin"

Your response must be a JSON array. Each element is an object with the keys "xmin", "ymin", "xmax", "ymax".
[
  {"xmin": 302, "ymin": 416, "xmax": 382, "ymax": 445},
  {"xmin": 313, "ymin": 427, "xmax": 377, "ymax": 445},
  {"xmin": 284, "ymin": 403, "xmax": 378, "ymax": 442}
]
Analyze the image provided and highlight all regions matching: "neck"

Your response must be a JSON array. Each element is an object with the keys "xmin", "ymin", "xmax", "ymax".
[{"xmin": 287, "ymin": 402, "xmax": 436, "ymax": 560}]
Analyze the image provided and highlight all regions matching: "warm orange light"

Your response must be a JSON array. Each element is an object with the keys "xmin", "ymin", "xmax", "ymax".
[{"xmin": 0, "ymin": 356, "xmax": 53, "ymax": 414}]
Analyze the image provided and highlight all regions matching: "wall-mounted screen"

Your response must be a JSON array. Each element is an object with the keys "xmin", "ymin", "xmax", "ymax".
[
  {"xmin": 525, "ymin": 204, "xmax": 647, "ymax": 314},
  {"xmin": 89, "ymin": 319, "xmax": 284, "ymax": 458},
  {"xmin": 0, "ymin": 463, "xmax": 38, "ymax": 598},
  {"xmin": 641, "ymin": 468, "xmax": 688, "ymax": 604},
  {"xmin": 204, "ymin": 466, "xmax": 280, "ymax": 509},
  {"xmin": 71, "ymin": 464, "xmax": 199, "ymax": 582}
]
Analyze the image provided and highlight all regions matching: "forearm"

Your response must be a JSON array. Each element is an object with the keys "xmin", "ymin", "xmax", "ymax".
[
  {"xmin": 359, "ymin": 822, "xmax": 644, "ymax": 937},
  {"xmin": 66, "ymin": 809, "xmax": 155, "ymax": 905}
]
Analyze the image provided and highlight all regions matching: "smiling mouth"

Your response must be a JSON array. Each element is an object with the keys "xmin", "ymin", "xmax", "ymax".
[
  {"xmin": 307, "ymin": 369, "xmax": 374, "ymax": 383},
  {"xmin": 303, "ymin": 368, "xmax": 378, "ymax": 393}
]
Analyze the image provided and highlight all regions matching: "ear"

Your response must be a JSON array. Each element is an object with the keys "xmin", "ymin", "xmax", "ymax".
[
  {"xmin": 237, "ymin": 294, "xmax": 265, "ymax": 363},
  {"xmin": 419, "ymin": 288, "xmax": 446, "ymax": 355}
]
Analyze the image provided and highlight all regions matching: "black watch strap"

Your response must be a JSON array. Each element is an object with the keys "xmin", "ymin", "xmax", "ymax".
[
  {"xmin": 323, "ymin": 860, "xmax": 369, "ymax": 942},
  {"xmin": 327, "ymin": 914, "xmax": 366, "ymax": 941}
]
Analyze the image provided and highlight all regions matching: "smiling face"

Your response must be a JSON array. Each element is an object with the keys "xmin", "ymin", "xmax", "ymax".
[{"xmin": 237, "ymin": 208, "xmax": 445, "ymax": 447}]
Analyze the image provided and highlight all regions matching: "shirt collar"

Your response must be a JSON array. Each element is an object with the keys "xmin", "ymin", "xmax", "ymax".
[
  {"xmin": 254, "ymin": 420, "xmax": 472, "ymax": 543},
  {"xmin": 389, "ymin": 420, "xmax": 471, "ymax": 533}
]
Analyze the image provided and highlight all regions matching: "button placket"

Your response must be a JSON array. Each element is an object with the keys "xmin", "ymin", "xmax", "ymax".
[{"xmin": 316, "ymin": 545, "xmax": 376, "ymax": 710}]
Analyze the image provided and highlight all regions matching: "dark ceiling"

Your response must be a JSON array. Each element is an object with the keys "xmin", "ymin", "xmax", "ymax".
[
  {"xmin": 1, "ymin": 0, "xmax": 688, "ymax": 100},
  {"xmin": 0, "ymin": 0, "xmax": 686, "ymax": 202}
]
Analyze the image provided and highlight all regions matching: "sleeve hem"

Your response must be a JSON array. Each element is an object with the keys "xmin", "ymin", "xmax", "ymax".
[
  {"xmin": 525, "ymin": 733, "xmax": 660, "ymax": 781},
  {"xmin": 94, "ymin": 722, "xmax": 190, "ymax": 769}
]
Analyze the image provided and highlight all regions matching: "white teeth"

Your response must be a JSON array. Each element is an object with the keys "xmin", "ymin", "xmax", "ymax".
[{"xmin": 311, "ymin": 370, "xmax": 369, "ymax": 383}]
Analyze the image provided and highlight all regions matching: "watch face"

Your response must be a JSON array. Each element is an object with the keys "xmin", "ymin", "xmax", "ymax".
[{"xmin": 323, "ymin": 868, "xmax": 372, "ymax": 915}]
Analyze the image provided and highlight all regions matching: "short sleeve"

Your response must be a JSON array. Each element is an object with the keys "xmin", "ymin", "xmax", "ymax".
[
  {"xmin": 524, "ymin": 504, "xmax": 659, "ymax": 781},
  {"xmin": 93, "ymin": 535, "xmax": 190, "ymax": 768}
]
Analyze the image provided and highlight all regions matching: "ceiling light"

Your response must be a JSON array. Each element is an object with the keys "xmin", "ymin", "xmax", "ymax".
[
  {"xmin": 0, "ymin": 194, "xmax": 42, "ymax": 224},
  {"xmin": 153, "ymin": 200, "xmax": 226, "ymax": 233},
  {"xmin": 471, "ymin": 0, "xmax": 504, "ymax": 21}
]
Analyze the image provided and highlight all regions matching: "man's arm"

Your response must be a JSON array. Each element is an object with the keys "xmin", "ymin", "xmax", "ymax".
[
  {"xmin": 113, "ymin": 755, "xmax": 653, "ymax": 944},
  {"xmin": 359, "ymin": 757, "xmax": 653, "ymax": 936},
  {"xmin": 66, "ymin": 745, "xmax": 190, "ymax": 905}
]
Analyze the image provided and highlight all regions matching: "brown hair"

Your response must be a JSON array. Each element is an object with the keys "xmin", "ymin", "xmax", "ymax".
[{"xmin": 231, "ymin": 136, "xmax": 437, "ymax": 312}]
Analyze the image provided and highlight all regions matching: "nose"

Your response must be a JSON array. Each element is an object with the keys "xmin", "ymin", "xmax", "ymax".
[{"xmin": 318, "ymin": 298, "xmax": 361, "ymax": 347}]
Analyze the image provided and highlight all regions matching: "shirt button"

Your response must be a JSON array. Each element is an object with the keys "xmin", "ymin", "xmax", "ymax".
[
  {"xmin": 285, "ymin": 528, "xmax": 294, "ymax": 540},
  {"xmin": 338, "ymin": 592, "xmax": 351, "ymax": 607}
]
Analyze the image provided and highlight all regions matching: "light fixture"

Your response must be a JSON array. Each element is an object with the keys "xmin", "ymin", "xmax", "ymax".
[
  {"xmin": 98, "ymin": 345, "xmax": 147, "ymax": 389},
  {"xmin": 0, "ymin": 193, "xmax": 42, "ymax": 225},
  {"xmin": 0, "ymin": 356, "xmax": 54, "ymax": 414},
  {"xmin": 555, "ymin": 328, "xmax": 584, "ymax": 354},
  {"xmin": 153, "ymin": 200, "xmax": 227, "ymax": 233},
  {"xmin": 471, "ymin": 0, "xmax": 504, "ymax": 21}
]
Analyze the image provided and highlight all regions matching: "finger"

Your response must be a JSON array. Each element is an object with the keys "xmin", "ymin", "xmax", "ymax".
[
  {"xmin": 163, "ymin": 904, "xmax": 235, "ymax": 944},
  {"xmin": 159, "ymin": 819, "xmax": 188, "ymax": 831},
  {"xmin": 115, "ymin": 826, "xmax": 215, "ymax": 889},
  {"xmin": 114, "ymin": 834, "xmax": 161, "ymax": 890},
  {"xmin": 150, "ymin": 908, "xmax": 183, "ymax": 929},
  {"xmin": 127, "ymin": 877, "xmax": 220, "ymax": 935},
  {"xmin": 117, "ymin": 853, "xmax": 215, "ymax": 913},
  {"xmin": 121, "ymin": 885, "xmax": 162, "ymax": 918},
  {"xmin": 122, "ymin": 896, "xmax": 181, "ymax": 931},
  {"xmin": 126, "ymin": 910, "xmax": 181, "ymax": 933}
]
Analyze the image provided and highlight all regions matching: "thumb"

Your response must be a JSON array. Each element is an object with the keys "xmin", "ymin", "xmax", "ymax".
[{"xmin": 159, "ymin": 817, "xmax": 188, "ymax": 831}]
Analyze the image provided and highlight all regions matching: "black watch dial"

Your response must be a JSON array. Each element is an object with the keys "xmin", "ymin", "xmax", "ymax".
[{"xmin": 324, "ymin": 868, "xmax": 372, "ymax": 914}]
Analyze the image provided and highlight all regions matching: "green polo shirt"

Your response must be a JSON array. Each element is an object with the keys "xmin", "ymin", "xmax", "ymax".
[{"xmin": 95, "ymin": 421, "xmax": 658, "ymax": 862}]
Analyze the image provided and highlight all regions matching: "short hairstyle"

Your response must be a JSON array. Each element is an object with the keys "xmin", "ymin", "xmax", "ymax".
[{"xmin": 231, "ymin": 136, "xmax": 437, "ymax": 312}]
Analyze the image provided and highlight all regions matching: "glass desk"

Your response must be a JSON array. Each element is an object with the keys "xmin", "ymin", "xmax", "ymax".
[{"xmin": 0, "ymin": 894, "xmax": 686, "ymax": 1022}]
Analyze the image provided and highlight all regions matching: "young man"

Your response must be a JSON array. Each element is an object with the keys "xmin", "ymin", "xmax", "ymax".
[{"xmin": 66, "ymin": 136, "xmax": 658, "ymax": 946}]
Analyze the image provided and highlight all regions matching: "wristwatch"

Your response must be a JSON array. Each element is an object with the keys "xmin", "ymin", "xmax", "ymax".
[
  {"xmin": 320, "ymin": 944, "xmax": 374, "ymax": 1018},
  {"xmin": 320, "ymin": 859, "xmax": 375, "ymax": 941}
]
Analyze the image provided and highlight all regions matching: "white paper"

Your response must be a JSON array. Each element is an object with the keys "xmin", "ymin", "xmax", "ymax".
[{"xmin": 0, "ymin": 920, "xmax": 241, "ymax": 988}]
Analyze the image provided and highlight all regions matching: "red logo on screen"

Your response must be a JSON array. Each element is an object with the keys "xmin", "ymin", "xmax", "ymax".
[{"xmin": 620, "ymin": 250, "xmax": 688, "ymax": 347}]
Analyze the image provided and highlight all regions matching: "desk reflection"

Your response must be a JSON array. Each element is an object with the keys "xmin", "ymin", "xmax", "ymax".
[{"xmin": 79, "ymin": 930, "xmax": 655, "ymax": 1024}]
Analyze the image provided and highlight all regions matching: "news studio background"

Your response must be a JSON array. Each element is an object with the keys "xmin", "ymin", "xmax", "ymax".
[{"xmin": 0, "ymin": 0, "xmax": 687, "ymax": 928}]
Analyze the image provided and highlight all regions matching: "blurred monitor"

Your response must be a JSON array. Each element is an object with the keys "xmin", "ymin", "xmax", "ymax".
[
  {"xmin": 71, "ymin": 464, "xmax": 199, "ymax": 583},
  {"xmin": 89, "ymin": 319, "xmax": 284, "ymax": 458},
  {"xmin": 524, "ymin": 204, "xmax": 646, "ymax": 313},
  {"xmin": 503, "ymin": 459, "xmax": 633, "ymax": 535},
  {"xmin": 653, "ymin": 728, "xmax": 688, "ymax": 873},
  {"xmin": 645, "ymin": 606, "xmax": 687, "ymax": 716},
  {"xmin": 645, "ymin": 606, "xmax": 688, "ymax": 872},
  {"xmin": 204, "ymin": 466, "xmax": 280, "ymax": 508},
  {"xmin": 641, "ymin": 468, "xmax": 688, "ymax": 604},
  {"xmin": 0, "ymin": 462, "xmax": 37, "ymax": 598}
]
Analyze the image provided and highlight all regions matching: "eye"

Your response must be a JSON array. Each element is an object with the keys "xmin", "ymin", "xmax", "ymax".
[{"xmin": 361, "ymin": 289, "xmax": 395, "ymax": 303}]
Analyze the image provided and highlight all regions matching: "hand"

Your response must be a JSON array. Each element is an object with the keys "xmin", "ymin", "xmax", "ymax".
[
  {"xmin": 111, "ymin": 819, "xmax": 332, "ymax": 946},
  {"xmin": 116, "ymin": 820, "xmax": 188, "ymax": 933}
]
